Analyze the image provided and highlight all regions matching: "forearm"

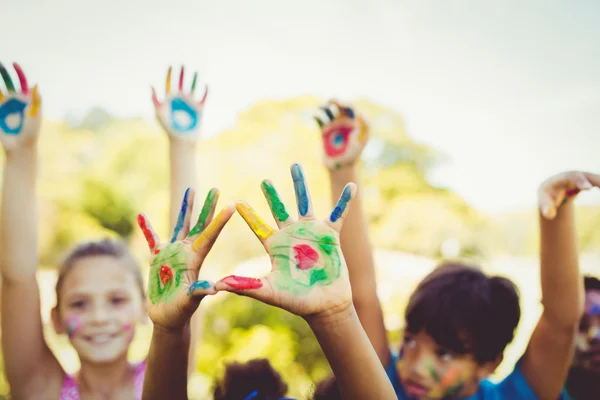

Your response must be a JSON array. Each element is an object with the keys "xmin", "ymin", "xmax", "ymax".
[
  {"xmin": 539, "ymin": 201, "xmax": 582, "ymax": 329},
  {"xmin": 328, "ymin": 166, "xmax": 389, "ymax": 362},
  {"xmin": 143, "ymin": 324, "xmax": 191, "ymax": 400},
  {"xmin": 169, "ymin": 139, "xmax": 198, "ymax": 230},
  {"xmin": 306, "ymin": 306, "xmax": 396, "ymax": 400},
  {"xmin": 1, "ymin": 146, "xmax": 39, "ymax": 281}
]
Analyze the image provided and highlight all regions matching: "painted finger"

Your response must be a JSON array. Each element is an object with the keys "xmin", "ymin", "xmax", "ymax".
[
  {"xmin": 191, "ymin": 205, "xmax": 235, "ymax": 254},
  {"xmin": 0, "ymin": 86, "xmax": 4, "ymax": 101},
  {"xmin": 199, "ymin": 84, "xmax": 208, "ymax": 106},
  {"xmin": 188, "ymin": 188, "xmax": 220, "ymax": 238},
  {"xmin": 170, "ymin": 188, "xmax": 196, "ymax": 243},
  {"xmin": 13, "ymin": 63, "xmax": 29, "ymax": 94},
  {"xmin": 151, "ymin": 86, "xmax": 161, "ymax": 108},
  {"xmin": 261, "ymin": 180, "xmax": 293, "ymax": 228},
  {"xmin": 320, "ymin": 105, "xmax": 335, "ymax": 121},
  {"xmin": 137, "ymin": 213, "xmax": 160, "ymax": 253},
  {"xmin": 573, "ymin": 173, "xmax": 593, "ymax": 191},
  {"xmin": 327, "ymin": 183, "xmax": 357, "ymax": 232},
  {"xmin": 29, "ymin": 85, "xmax": 41, "ymax": 117},
  {"xmin": 190, "ymin": 72, "xmax": 198, "ymax": 93},
  {"xmin": 178, "ymin": 66, "xmax": 185, "ymax": 92},
  {"xmin": 235, "ymin": 201, "xmax": 276, "ymax": 242},
  {"xmin": 583, "ymin": 172, "xmax": 600, "ymax": 188},
  {"xmin": 187, "ymin": 279, "xmax": 217, "ymax": 297},
  {"xmin": 165, "ymin": 66, "xmax": 172, "ymax": 95},
  {"xmin": 0, "ymin": 63, "xmax": 15, "ymax": 92},
  {"xmin": 290, "ymin": 163, "xmax": 315, "ymax": 219},
  {"xmin": 214, "ymin": 275, "xmax": 271, "ymax": 304}
]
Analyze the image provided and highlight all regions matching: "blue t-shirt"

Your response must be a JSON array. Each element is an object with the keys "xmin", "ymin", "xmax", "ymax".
[{"xmin": 386, "ymin": 353, "xmax": 568, "ymax": 399}]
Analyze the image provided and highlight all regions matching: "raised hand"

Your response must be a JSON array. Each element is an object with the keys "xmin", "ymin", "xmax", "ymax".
[
  {"xmin": 151, "ymin": 66, "xmax": 208, "ymax": 140},
  {"xmin": 538, "ymin": 171, "xmax": 600, "ymax": 219},
  {"xmin": 314, "ymin": 100, "xmax": 369, "ymax": 170},
  {"xmin": 138, "ymin": 188, "xmax": 234, "ymax": 329},
  {"xmin": 0, "ymin": 62, "xmax": 42, "ymax": 151},
  {"xmin": 215, "ymin": 163, "xmax": 357, "ymax": 318}
]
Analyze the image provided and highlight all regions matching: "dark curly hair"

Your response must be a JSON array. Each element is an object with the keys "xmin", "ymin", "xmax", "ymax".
[{"xmin": 213, "ymin": 358, "xmax": 289, "ymax": 400}]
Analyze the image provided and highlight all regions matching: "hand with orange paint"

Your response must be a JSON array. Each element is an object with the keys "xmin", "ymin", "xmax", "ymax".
[
  {"xmin": 538, "ymin": 171, "xmax": 600, "ymax": 219},
  {"xmin": 314, "ymin": 100, "xmax": 369, "ymax": 170},
  {"xmin": 152, "ymin": 66, "xmax": 208, "ymax": 141},
  {"xmin": 215, "ymin": 163, "xmax": 357, "ymax": 319},
  {"xmin": 0, "ymin": 62, "xmax": 42, "ymax": 152},
  {"xmin": 138, "ymin": 188, "xmax": 234, "ymax": 330}
]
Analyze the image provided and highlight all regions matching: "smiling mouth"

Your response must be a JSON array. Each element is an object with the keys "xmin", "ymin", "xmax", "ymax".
[
  {"xmin": 404, "ymin": 379, "xmax": 429, "ymax": 397},
  {"xmin": 83, "ymin": 332, "xmax": 120, "ymax": 345}
]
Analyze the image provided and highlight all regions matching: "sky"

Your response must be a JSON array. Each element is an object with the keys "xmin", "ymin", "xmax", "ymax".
[{"xmin": 2, "ymin": 0, "xmax": 598, "ymax": 213}]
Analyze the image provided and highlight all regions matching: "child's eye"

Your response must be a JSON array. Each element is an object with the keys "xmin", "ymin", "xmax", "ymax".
[
  {"xmin": 69, "ymin": 300, "xmax": 86, "ymax": 309},
  {"xmin": 403, "ymin": 336, "xmax": 417, "ymax": 348},
  {"xmin": 111, "ymin": 297, "xmax": 129, "ymax": 306},
  {"xmin": 437, "ymin": 350, "xmax": 454, "ymax": 362}
]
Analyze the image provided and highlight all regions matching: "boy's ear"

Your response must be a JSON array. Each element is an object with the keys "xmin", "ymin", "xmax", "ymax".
[
  {"xmin": 51, "ymin": 306, "xmax": 65, "ymax": 335},
  {"xmin": 477, "ymin": 354, "xmax": 503, "ymax": 380}
]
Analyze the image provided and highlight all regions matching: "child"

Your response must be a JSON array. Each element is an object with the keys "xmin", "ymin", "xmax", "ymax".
[
  {"xmin": 314, "ymin": 99, "xmax": 590, "ymax": 399},
  {"xmin": 140, "ymin": 163, "xmax": 397, "ymax": 399},
  {"xmin": 0, "ymin": 63, "xmax": 208, "ymax": 398},
  {"xmin": 212, "ymin": 358, "xmax": 288, "ymax": 400},
  {"xmin": 564, "ymin": 275, "xmax": 600, "ymax": 399}
]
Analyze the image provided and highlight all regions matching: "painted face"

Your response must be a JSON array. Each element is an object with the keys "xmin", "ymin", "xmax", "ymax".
[
  {"xmin": 57, "ymin": 256, "xmax": 143, "ymax": 364},
  {"xmin": 573, "ymin": 290, "xmax": 600, "ymax": 373},
  {"xmin": 397, "ymin": 331, "xmax": 483, "ymax": 399}
]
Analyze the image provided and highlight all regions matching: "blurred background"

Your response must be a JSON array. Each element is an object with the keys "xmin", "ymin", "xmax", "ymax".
[{"xmin": 1, "ymin": 0, "xmax": 599, "ymax": 398}]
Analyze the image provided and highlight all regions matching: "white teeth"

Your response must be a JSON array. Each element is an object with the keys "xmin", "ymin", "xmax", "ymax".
[{"xmin": 89, "ymin": 334, "xmax": 112, "ymax": 344}]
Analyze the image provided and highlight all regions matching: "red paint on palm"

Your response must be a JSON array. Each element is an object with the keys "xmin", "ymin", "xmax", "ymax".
[
  {"xmin": 220, "ymin": 275, "xmax": 263, "ymax": 290},
  {"xmin": 159, "ymin": 265, "xmax": 173, "ymax": 286},
  {"xmin": 293, "ymin": 244, "xmax": 319, "ymax": 270},
  {"xmin": 323, "ymin": 125, "xmax": 353, "ymax": 157}
]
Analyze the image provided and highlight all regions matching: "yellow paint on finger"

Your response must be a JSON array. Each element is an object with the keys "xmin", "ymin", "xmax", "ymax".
[
  {"xmin": 192, "ymin": 207, "xmax": 230, "ymax": 251},
  {"xmin": 165, "ymin": 66, "xmax": 172, "ymax": 94},
  {"xmin": 0, "ymin": 89, "xmax": 4, "ymax": 101},
  {"xmin": 236, "ymin": 202, "xmax": 275, "ymax": 241},
  {"xmin": 29, "ymin": 85, "xmax": 40, "ymax": 116}
]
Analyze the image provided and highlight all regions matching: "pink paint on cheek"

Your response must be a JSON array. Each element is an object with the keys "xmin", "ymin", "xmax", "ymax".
[{"xmin": 66, "ymin": 316, "xmax": 81, "ymax": 339}]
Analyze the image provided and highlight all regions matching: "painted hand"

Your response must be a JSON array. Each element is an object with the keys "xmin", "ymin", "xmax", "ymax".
[
  {"xmin": 314, "ymin": 100, "xmax": 369, "ymax": 170},
  {"xmin": 538, "ymin": 171, "xmax": 600, "ymax": 219},
  {"xmin": 0, "ymin": 62, "xmax": 41, "ymax": 151},
  {"xmin": 152, "ymin": 66, "xmax": 208, "ymax": 141},
  {"xmin": 215, "ymin": 163, "xmax": 357, "ymax": 318},
  {"xmin": 138, "ymin": 188, "xmax": 234, "ymax": 329}
]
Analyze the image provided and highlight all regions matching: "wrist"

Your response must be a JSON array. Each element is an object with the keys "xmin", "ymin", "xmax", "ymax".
[
  {"xmin": 5, "ymin": 144, "xmax": 37, "ymax": 160},
  {"xmin": 169, "ymin": 136, "xmax": 198, "ymax": 149},
  {"xmin": 152, "ymin": 322, "xmax": 191, "ymax": 339},
  {"xmin": 304, "ymin": 302, "xmax": 356, "ymax": 330},
  {"xmin": 327, "ymin": 163, "xmax": 358, "ymax": 182}
]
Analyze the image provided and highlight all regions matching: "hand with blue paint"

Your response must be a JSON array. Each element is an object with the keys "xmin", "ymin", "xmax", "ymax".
[
  {"xmin": 152, "ymin": 66, "xmax": 208, "ymax": 141},
  {"xmin": 314, "ymin": 100, "xmax": 369, "ymax": 170},
  {"xmin": 137, "ymin": 188, "xmax": 234, "ymax": 330},
  {"xmin": 215, "ymin": 163, "xmax": 358, "ymax": 319},
  {"xmin": 0, "ymin": 62, "xmax": 42, "ymax": 152}
]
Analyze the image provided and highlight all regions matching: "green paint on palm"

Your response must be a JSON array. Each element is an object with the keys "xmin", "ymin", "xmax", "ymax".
[
  {"xmin": 149, "ymin": 243, "xmax": 189, "ymax": 304},
  {"xmin": 262, "ymin": 181, "xmax": 289, "ymax": 222},
  {"xmin": 270, "ymin": 222, "xmax": 341, "ymax": 295},
  {"xmin": 188, "ymin": 189, "xmax": 218, "ymax": 237}
]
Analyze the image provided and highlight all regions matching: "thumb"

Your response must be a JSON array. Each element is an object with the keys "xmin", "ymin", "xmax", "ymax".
[
  {"xmin": 214, "ymin": 275, "xmax": 272, "ymax": 304},
  {"xmin": 186, "ymin": 280, "xmax": 217, "ymax": 298}
]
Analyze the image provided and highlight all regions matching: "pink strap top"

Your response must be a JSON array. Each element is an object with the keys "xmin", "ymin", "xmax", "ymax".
[{"xmin": 59, "ymin": 360, "xmax": 146, "ymax": 400}]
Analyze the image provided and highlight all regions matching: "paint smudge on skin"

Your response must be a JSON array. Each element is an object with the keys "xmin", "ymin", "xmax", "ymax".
[
  {"xmin": 589, "ymin": 303, "xmax": 600, "ymax": 316},
  {"xmin": 219, "ymin": 275, "xmax": 263, "ymax": 290},
  {"xmin": 293, "ymin": 244, "xmax": 319, "ymax": 270},
  {"xmin": 291, "ymin": 164, "xmax": 309, "ymax": 216},
  {"xmin": 170, "ymin": 97, "xmax": 198, "ymax": 133},
  {"xmin": 262, "ymin": 181, "xmax": 289, "ymax": 222},
  {"xmin": 187, "ymin": 280, "xmax": 213, "ymax": 296},
  {"xmin": 0, "ymin": 63, "xmax": 15, "ymax": 92},
  {"xmin": 149, "ymin": 243, "xmax": 188, "ymax": 304},
  {"xmin": 323, "ymin": 125, "xmax": 353, "ymax": 157},
  {"xmin": 66, "ymin": 316, "xmax": 81, "ymax": 339},
  {"xmin": 191, "ymin": 72, "xmax": 198, "ymax": 93},
  {"xmin": 330, "ymin": 185, "xmax": 352, "ymax": 223},
  {"xmin": 188, "ymin": 188, "xmax": 219, "ymax": 237},
  {"xmin": 170, "ymin": 188, "xmax": 190, "ymax": 243},
  {"xmin": 236, "ymin": 201, "xmax": 276, "ymax": 240},
  {"xmin": 0, "ymin": 98, "xmax": 27, "ymax": 135}
]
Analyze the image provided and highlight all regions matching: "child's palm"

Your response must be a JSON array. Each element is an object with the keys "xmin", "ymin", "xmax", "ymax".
[
  {"xmin": 0, "ymin": 63, "xmax": 41, "ymax": 151},
  {"xmin": 152, "ymin": 66, "xmax": 208, "ymax": 140},
  {"xmin": 314, "ymin": 100, "xmax": 369, "ymax": 170},
  {"xmin": 216, "ymin": 164, "xmax": 356, "ymax": 318}
]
